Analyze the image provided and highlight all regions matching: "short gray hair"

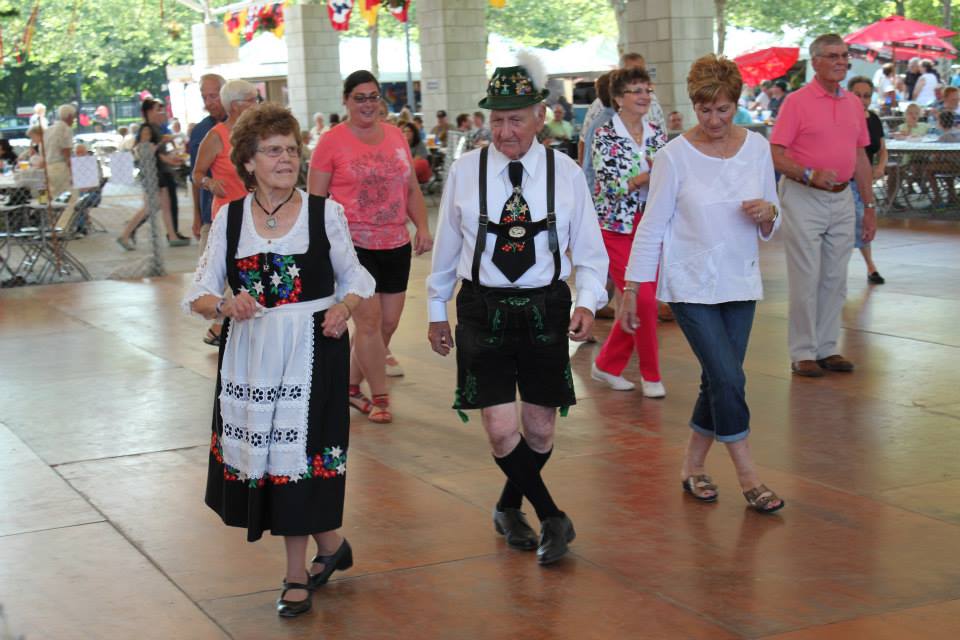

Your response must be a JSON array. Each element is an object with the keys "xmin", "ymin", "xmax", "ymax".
[
  {"xmin": 313, "ymin": 112, "xmax": 325, "ymax": 121},
  {"xmin": 220, "ymin": 79, "xmax": 257, "ymax": 111},
  {"xmin": 58, "ymin": 104, "xmax": 77, "ymax": 119},
  {"xmin": 809, "ymin": 34, "xmax": 846, "ymax": 58},
  {"xmin": 200, "ymin": 73, "xmax": 226, "ymax": 88}
]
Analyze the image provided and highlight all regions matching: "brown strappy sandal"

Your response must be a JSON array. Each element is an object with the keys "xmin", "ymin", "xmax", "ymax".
[
  {"xmin": 681, "ymin": 474, "xmax": 718, "ymax": 502},
  {"xmin": 368, "ymin": 394, "xmax": 392, "ymax": 424},
  {"xmin": 743, "ymin": 484, "xmax": 785, "ymax": 514}
]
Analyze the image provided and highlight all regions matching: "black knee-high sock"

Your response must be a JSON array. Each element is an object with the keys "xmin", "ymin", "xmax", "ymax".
[
  {"xmin": 493, "ymin": 438, "xmax": 561, "ymax": 521},
  {"xmin": 497, "ymin": 442, "xmax": 552, "ymax": 510}
]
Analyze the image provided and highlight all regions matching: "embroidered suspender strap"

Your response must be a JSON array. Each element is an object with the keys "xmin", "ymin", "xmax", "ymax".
[
  {"xmin": 545, "ymin": 147, "xmax": 560, "ymax": 284},
  {"xmin": 224, "ymin": 198, "xmax": 245, "ymax": 293},
  {"xmin": 472, "ymin": 146, "xmax": 490, "ymax": 285}
]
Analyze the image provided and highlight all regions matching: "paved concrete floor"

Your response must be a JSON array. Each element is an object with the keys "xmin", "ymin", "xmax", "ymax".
[{"xmin": 1, "ymin": 214, "xmax": 959, "ymax": 639}]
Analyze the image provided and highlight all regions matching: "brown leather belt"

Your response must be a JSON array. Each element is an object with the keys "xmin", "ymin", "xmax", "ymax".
[{"xmin": 787, "ymin": 175, "xmax": 848, "ymax": 193}]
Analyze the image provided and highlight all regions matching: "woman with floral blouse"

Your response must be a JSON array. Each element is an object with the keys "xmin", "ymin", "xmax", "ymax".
[{"xmin": 589, "ymin": 66, "xmax": 668, "ymax": 398}]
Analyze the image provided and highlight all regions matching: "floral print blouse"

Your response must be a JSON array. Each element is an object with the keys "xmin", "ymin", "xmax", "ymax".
[{"xmin": 591, "ymin": 113, "xmax": 667, "ymax": 234}]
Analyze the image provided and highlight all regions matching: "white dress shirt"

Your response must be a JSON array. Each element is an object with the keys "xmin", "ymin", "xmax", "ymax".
[
  {"xmin": 625, "ymin": 131, "xmax": 781, "ymax": 304},
  {"xmin": 427, "ymin": 140, "xmax": 609, "ymax": 322}
]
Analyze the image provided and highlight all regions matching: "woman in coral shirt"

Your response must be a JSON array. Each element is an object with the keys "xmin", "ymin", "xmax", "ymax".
[{"xmin": 309, "ymin": 70, "xmax": 432, "ymax": 423}]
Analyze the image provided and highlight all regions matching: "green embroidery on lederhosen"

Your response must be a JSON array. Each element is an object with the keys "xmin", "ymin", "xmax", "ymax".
[{"xmin": 453, "ymin": 371, "xmax": 479, "ymax": 423}]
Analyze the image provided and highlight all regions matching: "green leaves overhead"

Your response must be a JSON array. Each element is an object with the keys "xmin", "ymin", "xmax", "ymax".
[{"xmin": 0, "ymin": 0, "xmax": 196, "ymax": 114}]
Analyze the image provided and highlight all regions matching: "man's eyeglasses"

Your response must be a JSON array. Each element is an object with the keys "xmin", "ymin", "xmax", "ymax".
[
  {"xmin": 817, "ymin": 52, "xmax": 851, "ymax": 62},
  {"xmin": 622, "ymin": 88, "xmax": 654, "ymax": 96},
  {"xmin": 351, "ymin": 93, "xmax": 381, "ymax": 104},
  {"xmin": 257, "ymin": 145, "xmax": 299, "ymax": 158}
]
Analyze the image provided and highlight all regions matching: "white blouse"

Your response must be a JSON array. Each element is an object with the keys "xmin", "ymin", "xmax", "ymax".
[
  {"xmin": 624, "ymin": 130, "xmax": 781, "ymax": 304},
  {"xmin": 182, "ymin": 190, "xmax": 375, "ymax": 313}
]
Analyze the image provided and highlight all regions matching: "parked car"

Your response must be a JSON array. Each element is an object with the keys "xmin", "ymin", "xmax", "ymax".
[{"xmin": 0, "ymin": 115, "xmax": 30, "ymax": 139}]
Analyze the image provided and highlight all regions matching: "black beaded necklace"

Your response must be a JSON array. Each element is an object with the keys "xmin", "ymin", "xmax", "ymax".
[{"xmin": 254, "ymin": 189, "xmax": 295, "ymax": 229}]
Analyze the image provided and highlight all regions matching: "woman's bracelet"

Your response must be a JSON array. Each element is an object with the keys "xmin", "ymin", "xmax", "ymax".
[
  {"xmin": 341, "ymin": 302, "xmax": 353, "ymax": 319},
  {"xmin": 214, "ymin": 298, "xmax": 225, "ymax": 317},
  {"xmin": 623, "ymin": 285, "xmax": 638, "ymax": 294}
]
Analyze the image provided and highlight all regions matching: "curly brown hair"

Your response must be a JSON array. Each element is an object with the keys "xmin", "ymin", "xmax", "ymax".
[
  {"xmin": 230, "ymin": 102, "xmax": 302, "ymax": 191},
  {"xmin": 687, "ymin": 54, "xmax": 743, "ymax": 107},
  {"xmin": 609, "ymin": 67, "xmax": 652, "ymax": 99}
]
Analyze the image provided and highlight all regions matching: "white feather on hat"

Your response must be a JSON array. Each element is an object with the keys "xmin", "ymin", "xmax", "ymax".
[{"xmin": 516, "ymin": 50, "xmax": 548, "ymax": 94}]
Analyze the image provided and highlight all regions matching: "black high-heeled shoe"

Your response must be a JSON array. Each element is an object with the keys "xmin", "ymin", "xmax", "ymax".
[
  {"xmin": 276, "ymin": 578, "xmax": 312, "ymax": 618},
  {"xmin": 308, "ymin": 539, "xmax": 353, "ymax": 588}
]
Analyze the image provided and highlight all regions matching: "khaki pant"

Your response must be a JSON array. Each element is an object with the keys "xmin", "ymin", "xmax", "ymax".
[
  {"xmin": 779, "ymin": 178, "xmax": 855, "ymax": 363},
  {"xmin": 46, "ymin": 162, "xmax": 72, "ymax": 199}
]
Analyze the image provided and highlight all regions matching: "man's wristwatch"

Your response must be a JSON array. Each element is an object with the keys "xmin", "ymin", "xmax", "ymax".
[
  {"xmin": 801, "ymin": 168, "xmax": 813, "ymax": 185},
  {"xmin": 200, "ymin": 176, "xmax": 211, "ymax": 189},
  {"xmin": 863, "ymin": 202, "xmax": 877, "ymax": 210}
]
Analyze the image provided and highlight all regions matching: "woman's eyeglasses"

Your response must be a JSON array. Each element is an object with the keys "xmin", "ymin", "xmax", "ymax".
[
  {"xmin": 351, "ymin": 93, "xmax": 381, "ymax": 104},
  {"xmin": 622, "ymin": 88, "xmax": 653, "ymax": 96},
  {"xmin": 257, "ymin": 145, "xmax": 300, "ymax": 158}
]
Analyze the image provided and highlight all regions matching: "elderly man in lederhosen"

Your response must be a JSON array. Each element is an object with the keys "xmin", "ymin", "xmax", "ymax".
[{"xmin": 426, "ymin": 56, "xmax": 609, "ymax": 565}]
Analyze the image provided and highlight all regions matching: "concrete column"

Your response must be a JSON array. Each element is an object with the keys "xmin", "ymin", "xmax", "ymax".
[
  {"xmin": 191, "ymin": 23, "xmax": 238, "ymax": 69},
  {"xmin": 623, "ymin": 0, "xmax": 715, "ymax": 123},
  {"xmin": 285, "ymin": 3, "xmax": 342, "ymax": 130},
  {"xmin": 417, "ymin": 0, "xmax": 488, "ymax": 130}
]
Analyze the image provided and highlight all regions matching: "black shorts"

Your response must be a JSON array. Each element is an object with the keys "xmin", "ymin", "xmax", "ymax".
[
  {"xmin": 453, "ymin": 281, "xmax": 576, "ymax": 412},
  {"xmin": 355, "ymin": 243, "xmax": 412, "ymax": 294}
]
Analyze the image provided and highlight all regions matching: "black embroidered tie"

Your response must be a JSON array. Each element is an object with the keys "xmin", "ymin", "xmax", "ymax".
[{"xmin": 491, "ymin": 161, "xmax": 535, "ymax": 282}]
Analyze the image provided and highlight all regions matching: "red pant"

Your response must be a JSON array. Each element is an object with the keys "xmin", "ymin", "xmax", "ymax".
[{"xmin": 595, "ymin": 228, "xmax": 661, "ymax": 382}]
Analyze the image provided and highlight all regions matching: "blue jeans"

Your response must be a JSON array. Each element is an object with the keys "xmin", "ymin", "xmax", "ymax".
[
  {"xmin": 850, "ymin": 179, "xmax": 869, "ymax": 250},
  {"xmin": 670, "ymin": 301, "xmax": 756, "ymax": 443}
]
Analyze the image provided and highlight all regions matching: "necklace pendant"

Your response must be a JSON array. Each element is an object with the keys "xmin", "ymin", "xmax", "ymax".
[{"xmin": 266, "ymin": 217, "xmax": 277, "ymax": 229}]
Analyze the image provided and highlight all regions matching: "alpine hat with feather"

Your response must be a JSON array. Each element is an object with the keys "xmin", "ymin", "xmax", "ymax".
[{"xmin": 478, "ymin": 51, "xmax": 550, "ymax": 110}]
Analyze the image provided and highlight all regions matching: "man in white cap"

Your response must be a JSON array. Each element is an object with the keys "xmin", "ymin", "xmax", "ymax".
[{"xmin": 426, "ymin": 54, "xmax": 609, "ymax": 565}]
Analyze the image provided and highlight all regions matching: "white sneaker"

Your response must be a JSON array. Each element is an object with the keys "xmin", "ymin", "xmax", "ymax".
[
  {"xmin": 641, "ymin": 378, "xmax": 666, "ymax": 398},
  {"xmin": 591, "ymin": 362, "xmax": 635, "ymax": 391},
  {"xmin": 385, "ymin": 355, "xmax": 404, "ymax": 377}
]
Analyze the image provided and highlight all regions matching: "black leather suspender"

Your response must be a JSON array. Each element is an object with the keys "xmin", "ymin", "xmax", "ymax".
[{"xmin": 471, "ymin": 146, "xmax": 560, "ymax": 286}]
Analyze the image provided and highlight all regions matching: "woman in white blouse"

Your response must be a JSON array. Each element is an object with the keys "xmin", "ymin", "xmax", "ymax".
[
  {"xmin": 622, "ymin": 55, "xmax": 785, "ymax": 514},
  {"xmin": 183, "ymin": 103, "xmax": 375, "ymax": 616}
]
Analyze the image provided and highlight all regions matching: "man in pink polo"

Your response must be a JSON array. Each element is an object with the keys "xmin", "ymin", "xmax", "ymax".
[{"xmin": 770, "ymin": 34, "xmax": 877, "ymax": 378}]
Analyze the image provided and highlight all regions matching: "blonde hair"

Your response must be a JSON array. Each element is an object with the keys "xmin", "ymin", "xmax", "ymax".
[{"xmin": 687, "ymin": 54, "xmax": 743, "ymax": 106}]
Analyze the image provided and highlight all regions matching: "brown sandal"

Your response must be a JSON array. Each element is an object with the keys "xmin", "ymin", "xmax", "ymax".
[
  {"xmin": 743, "ymin": 484, "xmax": 785, "ymax": 514},
  {"xmin": 682, "ymin": 474, "xmax": 718, "ymax": 502},
  {"xmin": 368, "ymin": 394, "xmax": 392, "ymax": 424},
  {"xmin": 348, "ymin": 386, "xmax": 372, "ymax": 414}
]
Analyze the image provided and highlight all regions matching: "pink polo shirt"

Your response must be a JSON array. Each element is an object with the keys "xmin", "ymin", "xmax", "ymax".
[{"xmin": 769, "ymin": 79, "xmax": 869, "ymax": 183}]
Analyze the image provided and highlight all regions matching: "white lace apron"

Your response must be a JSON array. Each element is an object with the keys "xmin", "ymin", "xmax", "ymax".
[{"xmin": 218, "ymin": 295, "xmax": 336, "ymax": 481}]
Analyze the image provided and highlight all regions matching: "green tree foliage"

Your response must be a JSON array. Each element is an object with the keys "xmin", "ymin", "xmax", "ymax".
[
  {"xmin": 486, "ymin": 0, "xmax": 616, "ymax": 50},
  {"xmin": 0, "ymin": 0, "xmax": 196, "ymax": 114},
  {"xmin": 726, "ymin": 0, "xmax": 952, "ymax": 40}
]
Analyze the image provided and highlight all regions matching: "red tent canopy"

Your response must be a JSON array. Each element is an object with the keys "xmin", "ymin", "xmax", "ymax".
[{"xmin": 734, "ymin": 47, "xmax": 800, "ymax": 86}]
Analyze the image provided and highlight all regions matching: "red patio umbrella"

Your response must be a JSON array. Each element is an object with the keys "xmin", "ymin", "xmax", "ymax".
[
  {"xmin": 843, "ymin": 16, "xmax": 957, "ymax": 60},
  {"xmin": 845, "ymin": 15, "xmax": 955, "ymax": 45},
  {"xmin": 734, "ymin": 46, "xmax": 800, "ymax": 86},
  {"xmin": 848, "ymin": 35, "xmax": 957, "ymax": 62}
]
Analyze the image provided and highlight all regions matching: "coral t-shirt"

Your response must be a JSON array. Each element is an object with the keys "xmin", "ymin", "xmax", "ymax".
[
  {"xmin": 310, "ymin": 123, "xmax": 413, "ymax": 250},
  {"xmin": 210, "ymin": 123, "xmax": 249, "ymax": 217}
]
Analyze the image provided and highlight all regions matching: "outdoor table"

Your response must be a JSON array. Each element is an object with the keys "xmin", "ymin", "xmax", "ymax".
[{"xmin": 881, "ymin": 138, "xmax": 960, "ymax": 212}]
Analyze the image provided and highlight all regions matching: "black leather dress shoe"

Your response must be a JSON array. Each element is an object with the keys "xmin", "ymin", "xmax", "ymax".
[
  {"xmin": 493, "ymin": 507, "xmax": 538, "ymax": 550},
  {"xmin": 308, "ymin": 539, "xmax": 354, "ymax": 589},
  {"xmin": 537, "ymin": 513, "xmax": 576, "ymax": 565},
  {"xmin": 276, "ymin": 579, "xmax": 312, "ymax": 618}
]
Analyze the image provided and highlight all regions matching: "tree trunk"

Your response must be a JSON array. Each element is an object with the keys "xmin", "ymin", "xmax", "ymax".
[
  {"xmin": 895, "ymin": 1, "xmax": 905, "ymax": 16},
  {"xmin": 944, "ymin": 0, "xmax": 953, "ymax": 31},
  {"xmin": 608, "ymin": 0, "xmax": 627, "ymax": 58},
  {"xmin": 715, "ymin": 0, "xmax": 727, "ymax": 55},
  {"xmin": 369, "ymin": 22, "xmax": 379, "ymax": 77}
]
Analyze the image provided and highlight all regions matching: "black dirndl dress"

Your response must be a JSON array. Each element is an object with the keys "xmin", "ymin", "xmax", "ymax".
[{"xmin": 205, "ymin": 195, "xmax": 351, "ymax": 542}]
